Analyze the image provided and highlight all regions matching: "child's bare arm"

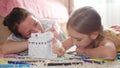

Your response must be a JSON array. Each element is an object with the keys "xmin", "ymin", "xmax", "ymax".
[
  {"xmin": 52, "ymin": 37, "xmax": 74, "ymax": 56},
  {"xmin": 62, "ymin": 37, "xmax": 74, "ymax": 51},
  {"xmin": 76, "ymin": 41, "xmax": 116, "ymax": 60}
]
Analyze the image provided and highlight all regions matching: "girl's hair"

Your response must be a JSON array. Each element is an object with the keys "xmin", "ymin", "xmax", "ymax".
[
  {"xmin": 67, "ymin": 6, "xmax": 104, "ymax": 48},
  {"xmin": 3, "ymin": 7, "xmax": 32, "ymax": 38},
  {"xmin": 67, "ymin": 6, "xmax": 103, "ymax": 35}
]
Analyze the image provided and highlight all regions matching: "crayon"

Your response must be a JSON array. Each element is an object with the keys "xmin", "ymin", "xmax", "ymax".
[
  {"xmin": 0, "ymin": 61, "xmax": 8, "ymax": 64},
  {"xmin": 8, "ymin": 61, "xmax": 28, "ymax": 64},
  {"xmin": 0, "ymin": 58, "xmax": 7, "ymax": 64},
  {"xmin": 83, "ymin": 58, "xmax": 114, "ymax": 64},
  {"xmin": 116, "ymin": 53, "xmax": 120, "ymax": 59},
  {"xmin": 83, "ymin": 58, "xmax": 104, "ymax": 64},
  {"xmin": 78, "ymin": 55, "xmax": 90, "ymax": 59},
  {"xmin": 0, "ymin": 64, "xmax": 30, "ymax": 67},
  {"xmin": 46, "ymin": 62, "xmax": 83, "ymax": 66}
]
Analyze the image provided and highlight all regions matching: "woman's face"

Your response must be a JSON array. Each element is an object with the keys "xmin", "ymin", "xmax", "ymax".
[
  {"xmin": 67, "ymin": 26, "xmax": 94, "ymax": 48},
  {"xmin": 18, "ymin": 15, "xmax": 44, "ymax": 38}
]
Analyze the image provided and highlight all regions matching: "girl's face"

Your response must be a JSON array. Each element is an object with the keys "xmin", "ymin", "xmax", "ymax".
[{"xmin": 67, "ymin": 26, "xmax": 97, "ymax": 48}]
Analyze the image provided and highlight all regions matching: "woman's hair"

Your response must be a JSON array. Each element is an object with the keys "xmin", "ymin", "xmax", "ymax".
[
  {"xmin": 67, "ymin": 6, "xmax": 103, "ymax": 35},
  {"xmin": 3, "ymin": 7, "xmax": 32, "ymax": 38}
]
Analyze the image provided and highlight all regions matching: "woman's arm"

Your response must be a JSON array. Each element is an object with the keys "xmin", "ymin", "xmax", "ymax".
[
  {"xmin": 76, "ymin": 41, "xmax": 116, "ymax": 60},
  {"xmin": 0, "ymin": 40, "xmax": 28, "ymax": 54}
]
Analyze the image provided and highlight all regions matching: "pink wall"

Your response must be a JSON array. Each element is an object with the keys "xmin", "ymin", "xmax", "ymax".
[{"xmin": 0, "ymin": 0, "xmax": 68, "ymax": 22}]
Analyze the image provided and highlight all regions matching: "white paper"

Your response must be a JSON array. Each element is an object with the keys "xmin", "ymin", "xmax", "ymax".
[{"xmin": 28, "ymin": 32, "xmax": 57, "ymax": 59}]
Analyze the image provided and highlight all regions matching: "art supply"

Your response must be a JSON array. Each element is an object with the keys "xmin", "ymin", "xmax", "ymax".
[
  {"xmin": 28, "ymin": 32, "xmax": 57, "ymax": 59},
  {"xmin": 67, "ymin": 51, "xmax": 90, "ymax": 59},
  {"xmin": 0, "ymin": 58, "xmax": 8, "ymax": 64},
  {"xmin": 3, "ymin": 55, "xmax": 18, "ymax": 58},
  {"xmin": 46, "ymin": 61, "xmax": 83, "ymax": 66},
  {"xmin": 116, "ymin": 53, "xmax": 120, "ymax": 59},
  {"xmin": 0, "ymin": 64, "xmax": 30, "ymax": 67},
  {"xmin": 44, "ymin": 59, "xmax": 83, "ymax": 66},
  {"xmin": 66, "ymin": 51, "xmax": 112, "ymax": 64},
  {"xmin": 82, "ymin": 58, "xmax": 114, "ymax": 64},
  {"xmin": 83, "ymin": 58, "xmax": 105, "ymax": 64},
  {"xmin": 8, "ymin": 61, "xmax": 29, "ymax": 64}
]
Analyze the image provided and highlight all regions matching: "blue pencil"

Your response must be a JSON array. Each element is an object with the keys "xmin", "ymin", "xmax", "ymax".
[{"xmin": 0, "ymin": 64, "xmax": 30, "ymax": 67}]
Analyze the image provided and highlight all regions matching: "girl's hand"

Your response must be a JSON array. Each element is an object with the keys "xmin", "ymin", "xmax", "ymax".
[
  {"xmin": 52, "ymin": 39, "xmax": 65, "ymax": 57},
  {"xmin": 76, "ymin": 47, "xmax": 85, "ymax": 55}
]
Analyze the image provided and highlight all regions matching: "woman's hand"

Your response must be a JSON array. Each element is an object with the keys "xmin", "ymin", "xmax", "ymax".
[{"xmin": 45, "ymin": 25, "xmax": 60, "ymax": 40}]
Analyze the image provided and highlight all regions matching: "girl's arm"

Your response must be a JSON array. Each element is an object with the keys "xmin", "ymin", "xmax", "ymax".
[
  {"xmin": 0, "ymin": 40, "xmax": 28, "ymax": 54},
  {"xmin": 52, "ymin": 37, "xmax": 74, "ymax": 56},
  {"xmin": 62, "ymin": 37, "xmax": 74, "ymax": 51},
  {"xmin": 76, "ymin": 41, "xmax": 116, "ymax": 60}
]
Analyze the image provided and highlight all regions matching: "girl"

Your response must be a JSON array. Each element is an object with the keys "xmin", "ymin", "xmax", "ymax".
[{"xmin": 62, "ymin": 6, "xmax": 120, "ymax": 60}]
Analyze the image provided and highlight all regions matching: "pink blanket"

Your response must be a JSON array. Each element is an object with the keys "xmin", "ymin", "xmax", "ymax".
[{"xmin": 0, "ymin": 0, "xmax": 68, "ymax": 22}]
